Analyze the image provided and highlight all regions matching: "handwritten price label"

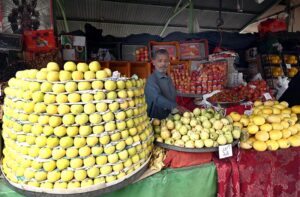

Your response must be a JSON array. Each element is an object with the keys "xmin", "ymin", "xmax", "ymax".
[
  {"xmin": 219, "ymin": 144, "xmax": 233, "ymax": 159},
  {"xmin": 286, "ymin": 64, "xmax": 291, "ymax": 69},
  {"xmin": 263, "ymin": 93, "xmax": 272, "ymax": 100}
]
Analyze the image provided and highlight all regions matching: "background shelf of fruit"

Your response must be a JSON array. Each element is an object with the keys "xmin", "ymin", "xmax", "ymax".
[
  {"xmin": 261, "ymin": 54, "xmax": 299, "ymax": 88},
  {"xmin": 169, "ymin": 60, "xmax": 228, "ymax": 95},
  {"xmin": 229, "ymin": 101, "xmax": 300, "ymax": 151},
  {"xmin": 1, "ymin": 61, "xmax": 154, "ymax": 191}
]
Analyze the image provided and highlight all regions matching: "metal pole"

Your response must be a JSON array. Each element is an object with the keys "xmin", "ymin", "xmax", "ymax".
[
  {"xmin": 160, "ymin": 1, "xmax": 190, "ymax": 37},
  {"xmin": 188, "ymin": 0, "xmax": 194, "ymax": 33},
  {"xmin": 56, "ymin": 0, "xmax": 69, "ymax": 32}
]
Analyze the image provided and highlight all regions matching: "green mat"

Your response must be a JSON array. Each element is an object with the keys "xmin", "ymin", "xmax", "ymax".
[{"xmin": 0, "ymin": 162, "xmax": 217, "ymax": 197}]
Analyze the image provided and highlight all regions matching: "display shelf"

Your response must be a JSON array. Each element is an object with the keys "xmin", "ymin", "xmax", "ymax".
[{"xmin": 155, "ymin": 140, "xmax": 239, "ymax": 153}]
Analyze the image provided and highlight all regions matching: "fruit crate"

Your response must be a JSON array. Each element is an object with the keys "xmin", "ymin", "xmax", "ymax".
[
  {"xmin": 130, "ymin": 62, "xmax": 151, "ymax": 79},
  {"xmin": 108, "ymin": 61, "xmax": 131, "ymax": 77},
  {"xmin": 99, "ymin": 61, "xmax": 110, "ymax": 69},
  {"xmin": 149, "ymin": 41, "xmax": 180, "ymax": 61},
  {"xmin": 282, "ymin": 53, "xmax": 300, "ymax": 78},
  {"xmin": 179, "ymin": 39, "xmax": 208, "ymax": 60},
  {"xmin": 121, "ymin": 44, "xmax": 149, "ymax": 62}
]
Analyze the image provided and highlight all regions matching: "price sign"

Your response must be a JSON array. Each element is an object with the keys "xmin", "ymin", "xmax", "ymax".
[
  {"xmin": 286, "ymin": 64, "xmax": 291, "ymax": 69},
  {"xmin": 219, "ymin": 144, "xmax": 233, "ymax": 159},
  {"xmin": 263, "ymin": 93, "xmax": 272, "ymax": 100},
  {"xmin": 244, "ymin": 110, "xmax": 253, "ymax": 116}
]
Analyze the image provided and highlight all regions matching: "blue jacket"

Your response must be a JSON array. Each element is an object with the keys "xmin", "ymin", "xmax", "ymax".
[{"xmin": 145, "ymin": 70, "xmax": 177, "ymax": 120}]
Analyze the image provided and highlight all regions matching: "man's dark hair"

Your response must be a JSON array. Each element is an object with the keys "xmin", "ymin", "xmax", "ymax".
[{"xmin": 153, "ymin": 49, "xmax": 169, "ymax": 59}]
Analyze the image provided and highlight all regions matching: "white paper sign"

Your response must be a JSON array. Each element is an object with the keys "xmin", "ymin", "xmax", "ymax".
[
  {"xmin": 286, "ymin": 64, "xmax": 291, "ymax": 69},
  {"xmin": 219, "ymin": 144, "xmax": 233, "ymax": 159},
  {"xmin": 244, "ymin": 110, "xmax": 253, "ymax": 116},
  {"xmin": 263, "ymin": 93, "xmax": 272, "ymax": 100}
]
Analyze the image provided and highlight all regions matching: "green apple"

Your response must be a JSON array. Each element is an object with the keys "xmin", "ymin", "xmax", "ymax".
[
  {"xmin": 110, "ymin": 132, "xmax": 121, "ymax": 141},
  {"xmin": 67, "ymin": 181, "xmax": 81, "ymax": 189},
  {"xmin": 116, "ymin": 121, "xmax": 126, "ymax": 130},
  {"xmin": 81, "ymin": 178, "xmax": 94, "ymax": 187},
  {"xmin": 83, "ymin": 156, "xmax": 96, "ymax": 167},
  {"xmin": 108, "ymin": 153, "xmax": 119, "ymax": 164},
  {"xmin": 115, "ymin": 111, "xmax": 126, "ymax": 121},
  {"xmin": 104, "ymin": 146, "xmax": 116, "ymax": 155},
  {"xmin": 74, "ymin": 137, "xmax": 86, "ymax": 148},
  {"xmin": 89, "ymin": 113, "xmax": 102, "ymax": 124},
  {"xmin": 52, "ymin": 83, "xmax": 66, "ymax": 93},
  {"xmin": 74, "ymin": 169, "xmax": 87, "ymax": 181},
  {"xmin": 59, "ymin": 136, "xmax": 74, "ymax": 148},
  {"xmin": 79, "ymin": 146, "xmax": 91, "ymax": 157},
  {"xmin": 66, "ymin": 126, "xmax": 79, "ymax": 137},
  {"xmin": 81, "ymin": 93, "xmax": 94, "ymax": 102},
  {"xmin": 32, "ymin": 91, "xmax": 44, "ymax": 102},
  {"xmin": 106, "ymin": 91, "xmax": 117, "ymax": 100},
  {"xmin": 87, "ymin": 167, "xmax": 100, "ymax": 178},
  {"xmin": 40, "ymin": 182, "xmax": 54, "ymax": 189},
  {"xmin": 38, "ymin": 115, "xmax": 50, "ymax": 125},
  {"xmin": 52, "ymin": 148, "xmax": 66, "ymax": 160},
  {"xmin": 70, "ymin": 104, "xmax": 84, "ymax": 114},
  {"xmin": 117, "ymin": 172, "xmax": 126, "ymax": 179},
  {"xmin": 96, "ymin": 103, "xmax": 108, "ymax": 112},
  {"xmin": 66, "ymin": 147, "xmax": 79, "ymax": 158},
  {"xmin": 31, "ymin": 124, "xmax": 43, "ymax": 135},
  {"xmin": 118, "ymin": 150, "xmax": 129, "ymax": 160},
  {"xmin": 46, "ymin": 105, "xmax": 58, "ymax": 115},
  {"xmin": 61, "ymin": 170, "xmax": 74, "ymax": 182},
  {"xmin": 127, "ymin": 147, "xmax": 137, "ymax": 156},
  {"xmin": 36, "ymin": 70, "xmax": 48, "ymax": 80},
  {"xmin": 94, "ymin": 92, "xmax": 106, "ymax": 100},
  {"xmin": 113, "ymin": 163, "xmax": 124, "ymax": 172},
  {"xmin": 54, "ymin": 182, "xmax": 67, "ymax": 189},
  {"xmin": 77, "ymin": 62, "xmax": 89, "ymax": 72},
  {"xmin": 106, "ymin": 175, "xmax": 117, "ymax": 183},
  {"xmin": 54, "ymin": 126, "xmax": 67, "ymax": 137},
  {"xmin": 99, "ymin": 135, "xmax": 110, "ymax": 145},
  {"xmin": 100, "ymin": 166, "xmax": 112, "ymax": 175},
  {"xmin": 26, "ymin": 135, "xmax": 36, "ymax": 145},
  {"xmin": 133, "ymin": 135, "xmax": 140, "ymax": 142},
  {"xmin": 132, "ymin": 154, "xmax": 140, "ymax": 164},
  {"xmin": 129, "ymin": 128, "xmax": 138, "ymax": 136},
  {"xmin": 46, "ymin": 136, "xmax": 59, "ymax": 148},
  {"xmin": 72, "ymin": 71, "xmax": 84, "ymax": 80},
  {"xmin": 34, "ymin": 102, "xmax": 46, "ymax": 113},
  {"xmin": 68, "ymin": 93, "xmax": 81, "ymax": 103},
  {"xmin": 31, "ymin": 160, "xmax": 43, "ymax": 170},
  {"xmin": 126, "ymin": 119, "xmax": 134, "ymax": 128},
  {"xmin": 123, "ymin": 159, "xmax": 132, "ymax": 167},
  {"xmin": 84, "ymin": 71, "xmax": 96, "ymax": 80},
  {"xmin": 75, "ymin": 114, "xmax": 89, "ymax": 125},
  {"xmin": 78, "ymin": 81, "xmax": 91, "ymax": 91},
  {"xmin": 38, "ymin": 147, "xmax": 52, "ymax": 159},
  {"xmin": 125, "ymin": 136, "xmax": 134, "ymax": 146},
  {"xmin": 79, "ymin": 125, "xmax": 92, "ymax": 136},
  {"xmin": 93, "ymin": 125, "xmax": 105, "ymax": 134},
  {"xmin": 47, "ymin": 170, "xmax": 61, "ymax": 182},
  {"xmin": 62, "ymin": 114, "xmax": 75, "ymax": 125},
  {"xmin": 116, "ymin": 141, "xmax": 126, "ymax": 151},
  {"xmin": 105, "ymin": 122, "xmax": 116, "ymax": 132},
  {"xmin": 92, "ymin": 81, "xmax": 103, "ymax": 90},
  {"xmin": 108, "ymin": 102, "xmax": 119, "ymax": 112},
  {"xmin": 24, "ymin": 168, "xmax": 35, "ymax": 179},
  {"xmin": 91, "ymin": 146, "xmax": 103, "ymax": 156},
  {"xmin": 57, "ymin": 104, "xmax": 70, "ymax": 115},
  {"xmin": 96, "ymin": 70, "xmax": 108, "ymax": 79},
  {"xmin": 35, "ymin": 171, "xmax": 47, "ymax": 181},
  {"xmin": 56, "ymin": 158, "xmax": 70, "ymax": 170},
  {"xmin": 49, "ymin": 116, "xmax": 62, "ymax": 127},
  {"xmin": 56, "ymin": 94, "xmax": 68, "ymax": 103},
  {"xmin": 70, "ymin": 158, "xmax": 83, "ymax": 168},
  {"xmin": 86, "ymin": 136, "xmax": 98, "ymax": 146},
  {"xmin": 102, "ymin": 111, "xmax": 114, "ymax": 122},
  {"xmin": 121, "ymin": 130, "xmax": 129, "ymax": 139},
  {"xmin": 65, "ymin": 81, "xmax": 78, "ymax": 93},
  {"xmin": 44, "ymin": 94, "xmax": 56, "ymax": 104},
  {"xmin": 59, "ymin": 70, "xmax": 72, "ymax": 81},
  {"xmin": 96, "ymin": 155, "xmax": 108, "ymax": 165},
  {"xmin": 89, "ymin": 61, "xmax": 101, "ymax": 71},
  {"xmin": 64, "ymin": 61, "xmax": 77, "ymax": 71},
  {"xmin": 43, "ymin": 160, "xmax": 56, "ymax": 172}
]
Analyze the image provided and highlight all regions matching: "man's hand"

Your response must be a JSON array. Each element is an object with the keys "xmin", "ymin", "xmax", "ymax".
[{"xmin": 175, "ymin": 105, "xmax": 190, "ymax": 114}]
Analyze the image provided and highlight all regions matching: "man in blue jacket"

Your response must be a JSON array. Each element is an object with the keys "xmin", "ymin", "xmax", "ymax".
[{"xmin": 145, "ymin": 49, "xmax": 186, "ymax": 119}]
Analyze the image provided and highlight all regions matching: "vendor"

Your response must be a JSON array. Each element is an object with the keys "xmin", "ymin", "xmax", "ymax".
[
  {"xmin": 145, "ymin": 49, "xmax": 186, "ymax": 119},
  {"xmin": 279, "ymin": 72, "xmax": 300, "ymax": 106}
]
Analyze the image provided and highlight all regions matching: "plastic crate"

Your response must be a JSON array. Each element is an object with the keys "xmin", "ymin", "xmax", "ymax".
[
  {"xmin": 24, "ymin": 29, "xmax": 56, "ymax": 52},
  {"xmin": 130, "ymin": 62, "xmax": 151, "ymax": 79},
  {"xmin": 109, "ymin": 61, "xmax": 131, "ymax": 77},
  {"xmin": 121, "ymin": 44, "xmax": 149, "ymax": 61}
]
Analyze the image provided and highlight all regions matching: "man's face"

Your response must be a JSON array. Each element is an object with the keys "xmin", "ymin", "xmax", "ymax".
[{"xmin": 153, "ymin": 54, "xmax": 170, "ymax": 73}]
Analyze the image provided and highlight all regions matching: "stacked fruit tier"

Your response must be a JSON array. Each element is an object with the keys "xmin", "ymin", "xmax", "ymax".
[
  {"xmin": 229, "ymin": 101, "xmax": 300, "ymax": 151},
  {"xmin": 1, "ymin": 61, "xmax": 154, "ymax": 192},
  {"xmin": 153, "ymin": 108, "xmax": 241, "ymax": 152}
]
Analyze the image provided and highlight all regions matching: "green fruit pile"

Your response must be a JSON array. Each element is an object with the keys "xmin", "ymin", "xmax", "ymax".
[
  {"xmin": 1, "ymin": 61, "xmax": 153, "ymax": 190},
  {"xmin": 153, "ymin": 108, "xmax": 241, "ymax": 148}
]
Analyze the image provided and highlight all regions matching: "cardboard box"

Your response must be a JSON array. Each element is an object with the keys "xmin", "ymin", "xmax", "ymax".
[{"xmin": 61, "ymin": 35, "xmax": 86, "ymax": 61}]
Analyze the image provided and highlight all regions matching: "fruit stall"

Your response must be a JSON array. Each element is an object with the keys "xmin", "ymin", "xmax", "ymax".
[{"xmin": 1, "ymin": 2, "xmax": 300, "ymax": 196}]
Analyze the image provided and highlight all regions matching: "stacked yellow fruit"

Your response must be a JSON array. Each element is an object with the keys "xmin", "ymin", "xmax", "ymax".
[
  {"xmin": 229, "ymin": 100, "xmax": 300, "ymax": 151},
  {"xmin": 1, "ymin": 61, "xmax": 153, "ymax": 190}
]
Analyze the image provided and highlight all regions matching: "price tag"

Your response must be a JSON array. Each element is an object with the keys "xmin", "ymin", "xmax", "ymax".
[
  {"xmin": 263, "ymin": 93, "xmax": 272, "ymax": 100},
  {"xmin": 286, "ymin": 64, "xmax": 291, "ymax": 69},
  {"xmin": 244, "ymin": 110, "xmax": 253, "ymax": 116},
  {"xmin": 219, "ymin": 144, "xmax": 233, "ymax": 159}
]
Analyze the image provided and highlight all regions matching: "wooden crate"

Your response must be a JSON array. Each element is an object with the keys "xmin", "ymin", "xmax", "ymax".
[
  {"xmin": 109, "ymin": 61, "xmax": 131, "ymax": 77},
  {"xmin": 99, "ymin": 61, "xmax": 110, "ymax": 69},
  {"xmin": 149, "ymin": 41, "xmax": 180, "ymax": 61},
  {"xmin": 130, "ymin": 62, "xmax": 151, "ymax": 79}
]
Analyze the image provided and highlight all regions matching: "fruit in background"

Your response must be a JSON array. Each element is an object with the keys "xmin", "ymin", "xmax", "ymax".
[{"xmin": 288, "ymin": 67, "xmax": 298, "ymax": 78}]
